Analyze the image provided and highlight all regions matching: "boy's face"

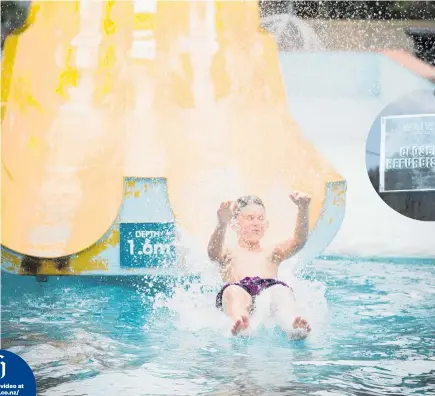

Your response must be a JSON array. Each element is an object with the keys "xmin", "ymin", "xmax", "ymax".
[{"xmin": 234, "ymin": 204, "xmax": 268, "ymax": 243}]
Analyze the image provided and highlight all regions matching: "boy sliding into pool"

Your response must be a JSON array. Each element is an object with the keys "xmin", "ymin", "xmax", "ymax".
[{"xmin": 207, "ymin": 192, "xmax": 312, "ymax": 337}]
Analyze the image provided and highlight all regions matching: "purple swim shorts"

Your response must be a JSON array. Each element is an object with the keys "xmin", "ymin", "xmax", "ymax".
[{"xmin": 216, "ymin": 276, "xmax": 291, "ymax": 309}]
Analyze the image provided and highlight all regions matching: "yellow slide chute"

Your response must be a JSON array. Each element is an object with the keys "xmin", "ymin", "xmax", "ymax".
[
  {"xmin": 1, "ymin": 0, "xmax": 129, "ymax": 258},
  {"xmin": 1, "ymin": 0, "xmax": 345, "ymax": 275}
]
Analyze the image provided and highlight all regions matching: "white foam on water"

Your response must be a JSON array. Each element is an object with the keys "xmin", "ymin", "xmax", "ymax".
[{"xmin": 149, "ymin": 228, "xmax": 329, "ymax": 337}]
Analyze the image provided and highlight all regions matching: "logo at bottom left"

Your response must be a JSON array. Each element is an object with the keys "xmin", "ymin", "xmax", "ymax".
[{"xmin": 0, "ymin": 350, "xmax": 36, "ymax": 396}]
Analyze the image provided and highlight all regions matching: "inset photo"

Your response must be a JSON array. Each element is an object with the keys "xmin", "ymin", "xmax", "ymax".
[{"xmin": 366, "ymin": 89, "xmax": 435, "ymax": 221}]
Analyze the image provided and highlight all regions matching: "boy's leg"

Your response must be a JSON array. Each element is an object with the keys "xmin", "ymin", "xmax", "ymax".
[
  {"xmin": 221, "ymin": 285, "xmax": 253, "ymax": 335},
  {"xmin": 268, "ymin": 285, "xmax": 311, "ymax": 339}
]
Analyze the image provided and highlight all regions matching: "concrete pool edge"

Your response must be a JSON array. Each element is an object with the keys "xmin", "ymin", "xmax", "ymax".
[{"xmin": 318, "ymin": 255, "xmax": 435, "ymax": 265}]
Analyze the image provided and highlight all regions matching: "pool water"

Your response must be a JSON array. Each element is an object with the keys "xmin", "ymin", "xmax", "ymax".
[{"xmin": 2, "ymin": 258, "xmax": 434, "ymax": 395}]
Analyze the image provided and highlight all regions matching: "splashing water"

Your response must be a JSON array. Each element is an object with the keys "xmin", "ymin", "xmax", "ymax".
[
  {"xmin": 3, "ymin": 257, "xmax": 434, "ymax": 395},
  {"xmin": 260, "ymin": 2, "xmax": 325, "ymax": 52},
  {"xmin": 161, "ymin": 227, "xmax": 330, "ymax": 338}
]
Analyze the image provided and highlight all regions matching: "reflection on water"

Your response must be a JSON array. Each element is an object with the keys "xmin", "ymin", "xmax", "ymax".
[{"xmin": 2, "ymin": 259, "xmax": 434, "ymax": 395}]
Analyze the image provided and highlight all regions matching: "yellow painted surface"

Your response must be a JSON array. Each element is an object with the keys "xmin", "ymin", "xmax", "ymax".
[
  {"xmin": 1, "ymin": 0, "xmax": 344, "ymax": 269},
  {"xmin": 2, "ymin": 0, "xmax": 130, "ymax": 257}
]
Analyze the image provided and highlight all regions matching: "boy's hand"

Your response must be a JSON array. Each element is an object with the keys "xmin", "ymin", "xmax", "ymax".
[
  {"xmin": 289, "ymin": 191, "xmax": 311, "ymax": 207},
  {"xmin": 217, "ymin": 201, "xmax": 235, "ymax": 226}
]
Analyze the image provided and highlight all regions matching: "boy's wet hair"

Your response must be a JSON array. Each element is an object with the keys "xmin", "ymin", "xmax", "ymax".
[{"xmin": 233, "ymin": 195, "xmax": 265, "ymax": 218}]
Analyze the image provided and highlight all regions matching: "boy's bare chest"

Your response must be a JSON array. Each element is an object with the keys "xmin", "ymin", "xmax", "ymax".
[{"xmin": 228, "ymin": 248, "xmax": 273, "ymax": 266}]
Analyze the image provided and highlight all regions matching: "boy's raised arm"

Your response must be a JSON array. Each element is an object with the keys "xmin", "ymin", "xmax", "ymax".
[
  {"xmin": 207, "ymin": 223, "xmax": 228, "ymax": 263},
  {"xmin": 207, "ymin": 201, "xmax": 233, "ymax": 264},
  {"xmin": 273, "ymin": 192, "xmax": 311, "ymax": 262}
]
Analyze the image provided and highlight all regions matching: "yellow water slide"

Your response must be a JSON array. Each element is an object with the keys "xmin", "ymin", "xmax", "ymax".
[{"xmin": 1, "ymin": 0, "xmax": 346, "ymax": 276}]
